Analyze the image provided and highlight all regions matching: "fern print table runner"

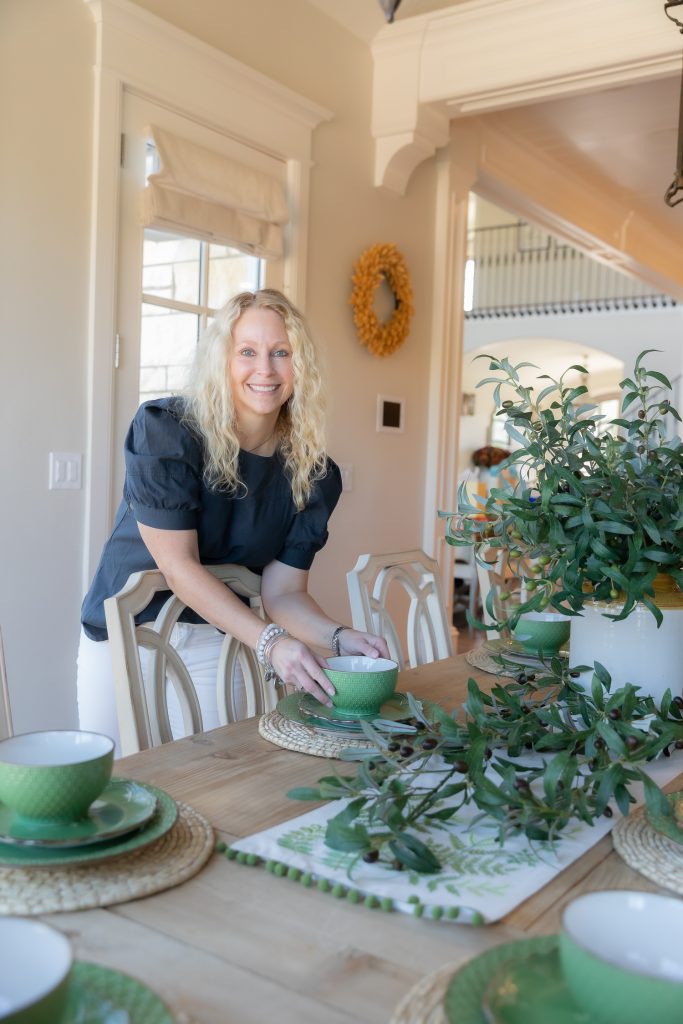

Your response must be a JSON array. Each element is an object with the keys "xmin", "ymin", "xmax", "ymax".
[{"xmin": 230, "ymin": 754, "xmax": 683, "ymax": 924}]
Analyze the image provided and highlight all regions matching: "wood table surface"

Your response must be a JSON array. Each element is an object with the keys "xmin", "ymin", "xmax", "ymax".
[{"xmin": 42, "ymin": 655, "xmax": 675, "ymax": 1024}]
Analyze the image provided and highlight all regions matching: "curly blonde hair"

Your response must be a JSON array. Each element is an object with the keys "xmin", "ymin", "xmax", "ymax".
[{"xmin": 183, "ymin": 289, "xmax": 327, "ymax": 510}]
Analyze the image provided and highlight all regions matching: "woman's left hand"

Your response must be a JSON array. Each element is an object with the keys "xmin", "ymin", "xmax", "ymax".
[{"xmin": 337, "ymin": 629, "xmax": 391, "ymax": 661}]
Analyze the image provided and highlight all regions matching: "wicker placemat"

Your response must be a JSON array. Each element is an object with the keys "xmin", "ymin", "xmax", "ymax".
[
  {"xmin": 465, "ymin": 646, "xmax": 518, "ymax": 677},
  {"xmin": 0, "ymin": 801, "xmax": 214, "ymax": 915},
  {"xmin": 259, "ymin": 709, "xmax": 374, "ymax": 758},
  {"xmin": 612, "ymin": 804, "xmax": 683, "ymax": 894},
  {"xmin": 390, "ymin": 961, "xmax": 455, "ymax": 1024}
]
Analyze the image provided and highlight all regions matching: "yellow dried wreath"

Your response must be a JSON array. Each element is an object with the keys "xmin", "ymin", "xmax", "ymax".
[{"xmin": 349, "ymin": 243, "xmax": 414, "ymax": 358}]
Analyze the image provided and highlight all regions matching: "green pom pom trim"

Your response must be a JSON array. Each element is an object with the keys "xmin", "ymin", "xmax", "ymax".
[
  {"xmin": 287, "ymin": 867, "xmax": 301, "ymax": 881},
  {"xmin": 471, "ymin": 911, "xmax": 485, "ymax": 926},
  {"xmin": 318, "ymin": 879, "xmax": 331, "ymax": 892},
  {"xmin": 273, "ymin": 862, "xmax": 287, "ymax": 877},
  {"xmin": 236, "ymin": 851, "xmax": 247, "ymax": 864},
  {"xmin": 431, "ymin": 906, "xmax": 443, "ymax": 920},
  {"xmin": 445, "ymin": 906, "xmax": 460, "ymax": 920},
  {"xmin": 331, "ymin": 883, "xmax": 346, "ymax": 898},
  {"xmin": 380, "ymin": 897, "xmax": 394, "ymax": 912},
  {"xmin": 412, "ymin": 903, "xmax": 424, "ymax": 918},
  {"xmin": 300, "ymin": 872, "xmax": 313, "ymax": 887},
  {"xmin": 225, "ymin": 847, "xmax": 238, "ymax": 861},
  {"xmin": 246, "ymin": 853, "xmax": 259, "ymax": 866},
  {"xmin": 346, "ymin": 889, "xmax": 360, "ymax": 904},
  {"xmin": 215, "ymin": 841, "xmax": 227, "ymax": 854},
  {"xmin": 265, "ymin": 859, "xmax": 276, "ymax": 872},
  {"xmin": 407, "ymin": 894, "xmax": 420, "ymax": 905},
  {"xmin": 364, "ymin": 895, "xmax": 379, "ymax": 909}
]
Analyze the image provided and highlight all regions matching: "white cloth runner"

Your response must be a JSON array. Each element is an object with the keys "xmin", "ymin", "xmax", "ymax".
[{"xmin": 231, "ymin": 753, "xmax": 683, "ymax": 925}]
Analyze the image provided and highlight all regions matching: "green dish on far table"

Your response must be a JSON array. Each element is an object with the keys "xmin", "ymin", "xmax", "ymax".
[
  {"xmin": 65, "ymin": 960, "xmax": 175, "ymax": 1023},
  {"xmin": 0, "ymin": 781, "xmax": 177, "ymax": 868},
  {"xmin": 277, "ymin": 691, "xmax": 413, "ymax": 735}
]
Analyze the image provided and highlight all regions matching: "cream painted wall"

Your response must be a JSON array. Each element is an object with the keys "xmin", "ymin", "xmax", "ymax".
[
  {"xmin": 1, "ymin": 0, "xmax": 94, "ymax": 731},
  {"xmin": 1, "ymin": 0, "xmax": 436, "ymax": 730}
]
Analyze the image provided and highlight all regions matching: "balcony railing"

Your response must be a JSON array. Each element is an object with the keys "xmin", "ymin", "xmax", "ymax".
[{"xmin": 465, "ymin": 223, "xmax": 676, "ymax": 319}]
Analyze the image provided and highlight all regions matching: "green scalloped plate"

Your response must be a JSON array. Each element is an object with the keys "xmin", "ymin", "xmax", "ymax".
[
  {"xmin": 0, "ymin": 779, "xmax": 157, "ymax": 848},
  {"xmin": 0, "ymin": 781, "xmax": 177, "ymax": 868},
  {"xmin": 277, "ymin": 691, "xmax": 413, "ymax": 735},
  {"xmin": 443, "ymin": 935, "xmax": 560, "ymax": 1024},
  {"xmin": 481, "ymin": 941, "xmax": 591, "ymax": 1023},
  {"xmin": 484, "ymin": 638, "xmax": 569, "ymax": 668},
  {"xmin": 65, "ymin": 960, "xmax": 175, "ymax": 1023},
  {"xmin": 646, "ymin": 789, "xmax": 683, "ymax": 846}
]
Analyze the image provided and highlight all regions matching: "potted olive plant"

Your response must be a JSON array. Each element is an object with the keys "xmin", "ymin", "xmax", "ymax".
[{"xmin": 442, "ymin": 351, "xmax": 683, "ymax": 700}]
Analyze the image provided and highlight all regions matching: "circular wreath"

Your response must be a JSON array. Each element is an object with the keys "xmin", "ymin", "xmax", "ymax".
[{"xmin": 349, "ymin": 243, "xmax": 414, "ymax": 358}]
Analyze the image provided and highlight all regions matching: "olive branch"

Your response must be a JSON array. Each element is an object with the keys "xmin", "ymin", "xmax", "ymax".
[{"xmin": 288, "ymin": 661, "xmax": 683, "ymax": 874}]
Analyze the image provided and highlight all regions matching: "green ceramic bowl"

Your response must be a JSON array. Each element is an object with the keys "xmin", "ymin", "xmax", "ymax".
[
  {"xmin": 0, "ymin": 731, "xmax": 114, "ymax": 823},
  {"xmin": 323, "ymin": 657, "xmax": 398, "ymax": 717},
  {"xmin": 0, "ymin": 917, "xmax": 72, "ymax": 1023},
  {"xmin": 560, "ymin": 891, "xmax": 683, "ymax": 1024},
  {"xmin": 512, "ymin": 612, "xmax": 570, "ymax": 654}
]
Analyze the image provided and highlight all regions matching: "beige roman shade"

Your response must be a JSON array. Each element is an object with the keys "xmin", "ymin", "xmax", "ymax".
[{"xmin": 140, "ymin": 126, "xmax": 289, "ymax": 259}]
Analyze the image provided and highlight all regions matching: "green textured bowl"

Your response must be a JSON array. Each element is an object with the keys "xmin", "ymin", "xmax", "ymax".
[
  {"xmin": 324, "ymin": 657, "xmax": 398, "ymax": 717},
  {"xmin": 0, "ymin": 918, "xmax": 72, "ymax": 1023},
  {"xmin": 512, "ymin": 612, "xmax": 570, "ymax": 654},
  {"xmin": 0, "ymin": 731, "xmax": 114, "ymax": 823},
  {"xmin": 560, "ymin": 891, "xmax": 683, "ymax": 1024}
]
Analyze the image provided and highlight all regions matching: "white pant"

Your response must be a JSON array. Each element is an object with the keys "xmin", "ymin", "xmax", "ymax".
[{"xmin": 76, "ymin": 623, "xmax": 245, "ymax": 758}]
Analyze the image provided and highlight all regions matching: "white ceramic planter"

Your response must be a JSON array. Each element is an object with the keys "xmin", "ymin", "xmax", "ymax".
[{"xmin": 569, "ymin": 582, "xmax": 683, "ymax": 704}]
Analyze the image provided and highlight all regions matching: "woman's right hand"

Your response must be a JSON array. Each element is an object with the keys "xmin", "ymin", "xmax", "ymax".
[{"xmin": 269, "ymin": 636, "xmax": 336, "ymax": 706}]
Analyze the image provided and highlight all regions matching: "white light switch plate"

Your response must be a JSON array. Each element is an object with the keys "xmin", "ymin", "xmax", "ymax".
[
  {"xmin": 49, "ymin": 452, "xmax": 82, "ymax": 490},
  {"xmin": 339, "ymin": 463, "xmax": 353, "ymax": 492}
]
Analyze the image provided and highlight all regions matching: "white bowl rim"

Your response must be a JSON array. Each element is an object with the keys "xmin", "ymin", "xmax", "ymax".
[
  {"xmin": 0, "ymin": 730, "xmax": 114, "ymax": 767},
  {"xmin": 562, "ymin": 890, "xmax": 683, "ymax": 982},
  {"xmin": 0, "ymin": 917, "xmax": 72, "ymax": 1013},
  {"xmin": 325, "ymin": 656, "xmax": 398, "ymax": 673}
]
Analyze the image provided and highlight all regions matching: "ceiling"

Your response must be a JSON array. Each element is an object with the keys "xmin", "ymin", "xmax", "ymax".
[{"xmin": 305, "ymin": 0, "xmax": 683, "ymax": 233}]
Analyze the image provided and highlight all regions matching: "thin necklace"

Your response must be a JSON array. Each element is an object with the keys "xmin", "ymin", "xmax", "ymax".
[{"xmin": 246, "ymin": 429, "xmax": 277, "ymax": 454}]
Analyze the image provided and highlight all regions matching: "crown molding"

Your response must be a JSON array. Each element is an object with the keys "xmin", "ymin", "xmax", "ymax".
[{"xmin": 372, "ymin": 0, "xmax": 680, "ymax": 193}]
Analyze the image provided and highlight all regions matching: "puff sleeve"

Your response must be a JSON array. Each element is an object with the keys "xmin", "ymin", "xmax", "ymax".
[
  {"xmin": 275, "ymin": 460, "xmax": 343, "ymax": 570},
  {"xmin": 124, "ymin": 399, "xmax": 203, "ymax": 530}
]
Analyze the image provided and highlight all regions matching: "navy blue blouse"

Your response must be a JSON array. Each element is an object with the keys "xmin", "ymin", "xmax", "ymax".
[{"xmin": 81, "ymin": 397, "xmax": 342, "ymax": 640}]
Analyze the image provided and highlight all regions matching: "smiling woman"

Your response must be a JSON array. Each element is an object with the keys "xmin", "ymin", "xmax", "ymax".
[{"xmin": 77, "ymin": 290, "xmax": 390, "ymax": 752}]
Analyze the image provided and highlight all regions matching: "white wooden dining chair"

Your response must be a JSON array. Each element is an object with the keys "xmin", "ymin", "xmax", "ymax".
[
  {"xmin": 346, "ymin": 550, "xmax": 454, "ymax": 670},
  {"xmin": 104, "ymin": 564, "xmax": 274, "ymax": 756},
  {"xmin": 0, "ymin": 627, "xmax": 14, "ymax": 740}
]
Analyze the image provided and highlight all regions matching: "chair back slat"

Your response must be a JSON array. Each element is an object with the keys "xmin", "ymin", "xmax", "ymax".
[
  {"xmin": 104, "ymin": 564, "xmax": 269, "ymax": 756},
  {"xmin": 347, "ymin": 550, "xmax": 454, "ymax": 670}
]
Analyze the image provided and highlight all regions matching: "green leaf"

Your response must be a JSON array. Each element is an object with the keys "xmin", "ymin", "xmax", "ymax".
[
  {"xmin": 325, "ymin": 818, "xmax": 370, "ymax": 853},
  {"xmin": 641, "ymin": 773, "xmax": 671, "ymax": 819},
  {"xmin": 287, "ymin": 787, "xmax": 325, "ymax": 801},
  {"xmin": 388, "ymin": 834, "xmax": 441, "ymax": 874}
]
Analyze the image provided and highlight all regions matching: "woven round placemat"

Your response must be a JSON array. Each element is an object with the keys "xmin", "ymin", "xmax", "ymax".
[
  {"xmin": 465, "ymin": 646, "xmax": 518, "ymax": 677},
  {"xmin": 259, "ymin": 709, "xmax": 374, "ymax": 758},
  {"xmin": 390, "ymin": 961, "xmax": 455, "ymax": 1024},
  {"xmin": 612, "ymin": 804, "xmax": 683, "ymax": 894},
  {"xmin": 0, "ymin": 801, "xmax": 214, "ymax": 915}
]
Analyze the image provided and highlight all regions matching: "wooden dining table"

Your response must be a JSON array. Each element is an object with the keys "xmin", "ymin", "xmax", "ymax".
[{"xmin": 41, "ymin": 654, "xmax": 675, "ymax": 1024}]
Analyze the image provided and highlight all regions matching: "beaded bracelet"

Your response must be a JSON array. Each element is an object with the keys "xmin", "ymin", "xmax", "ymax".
[
  {"xmin": 331, "ymin": 625, "xmax": 350, "ymax": 657},
  {"xmin": 256, "ymin": 623, "xmax": 287, "ymax": 666}
]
